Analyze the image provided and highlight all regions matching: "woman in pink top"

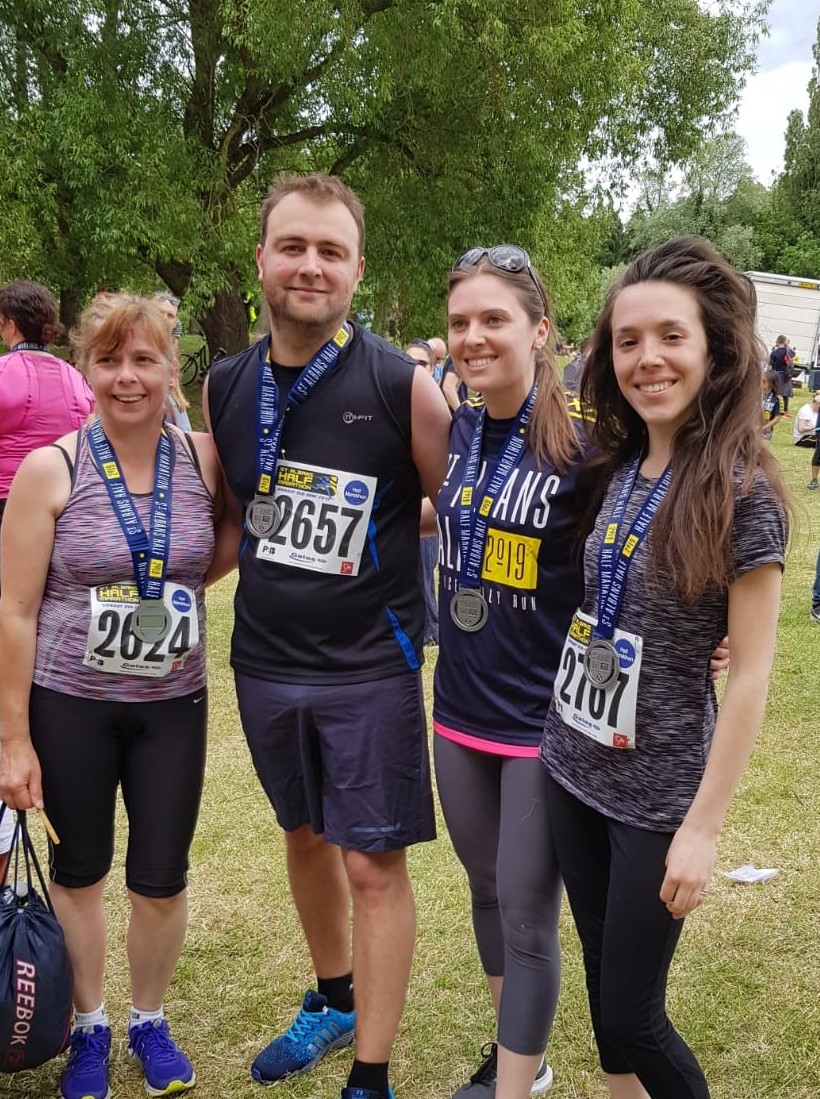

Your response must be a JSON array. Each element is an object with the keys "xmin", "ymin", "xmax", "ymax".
[{"xmin": 0, "ymin": 280, "xmax": 94, "ymax": 527}]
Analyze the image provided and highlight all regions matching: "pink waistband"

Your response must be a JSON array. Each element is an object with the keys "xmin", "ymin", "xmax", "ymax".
[{"xmin": 433, "ymin": 720, "xmax": 539, "ymax": 758}]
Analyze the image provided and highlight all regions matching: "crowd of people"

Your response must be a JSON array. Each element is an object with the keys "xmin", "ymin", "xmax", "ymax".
[{"xmin": 0, "ymin": 171, "xmax": 805, "ymax": 1099}]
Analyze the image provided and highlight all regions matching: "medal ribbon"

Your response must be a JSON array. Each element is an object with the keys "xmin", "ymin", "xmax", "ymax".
[
  {"xmin": 254, "ymin": 326, "xmax": 351, "ymax": 497},
  {"xmin": 595, "ymin": 455, "xmax": 671, "ymax": 640},
  {"xmin": 87, "ymin": 420, "xmax": 174, "ymax": 601},
  {"xmin": 456, "ymin": 386, "xmax": 537, "ymax": 590}
]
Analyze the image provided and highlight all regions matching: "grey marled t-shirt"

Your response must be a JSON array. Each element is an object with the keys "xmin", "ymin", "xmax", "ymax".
[{"xmin": 540, "ymin": 464, "xmax": 787, "ymax": 831}]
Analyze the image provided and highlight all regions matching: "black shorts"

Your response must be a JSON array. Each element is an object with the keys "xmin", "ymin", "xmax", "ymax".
[
  {"xmin": 235, "ymin": 671, "xmax": 435, "ymax": 853},
  {"xmin": 29, "ymin": 684, "xmax": 207, "ymax": 897}
]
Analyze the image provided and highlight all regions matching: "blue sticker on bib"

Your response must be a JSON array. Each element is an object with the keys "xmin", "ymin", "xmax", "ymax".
[
  {"xmin": 344, "ymin": 480, "xmax": 369, "ymax": 506},
  {"xmin": 171, "ymin": 588, "xmax": 193, "ymax": 613}
]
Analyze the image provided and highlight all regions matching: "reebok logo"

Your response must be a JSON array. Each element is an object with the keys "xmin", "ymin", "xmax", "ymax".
[{"xmin": 8, "ymin": 960, "xmax": 36, "ymax": 1057}]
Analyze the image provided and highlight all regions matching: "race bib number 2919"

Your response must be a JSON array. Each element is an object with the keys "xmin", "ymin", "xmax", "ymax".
[{"xmin": 553, "ymin": 610, "xmax": 642, "ymax": 749}]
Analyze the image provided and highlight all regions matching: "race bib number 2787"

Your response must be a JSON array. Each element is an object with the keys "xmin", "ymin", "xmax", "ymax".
[{"xmin": 553, "ymin": 610, "xmax": 642, "ymax": 749}]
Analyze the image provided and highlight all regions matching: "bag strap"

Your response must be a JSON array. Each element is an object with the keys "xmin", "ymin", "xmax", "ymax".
[{"xmin": 0, "ymin": 809, "xmax": 56, "ymax": 915}]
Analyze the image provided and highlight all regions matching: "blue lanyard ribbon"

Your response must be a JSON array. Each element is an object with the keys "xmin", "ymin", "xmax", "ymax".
[
  {"xmin": 254, "ymin": 325, "xmax": 351, "ymax": 496},
  {"xmin": 12, "ymin": 341, "xmax": 48, "ymax": 352},
  {"xmin": 87, "ymin": 420, "xmax": 174, "ymax": 600},
  {"xmin": 456, "ymin": 386, "xmax": 537, "ymax": 590},
  {"xmin": 595, "ymin": 455, "xmax": 672, "ymax": 640}
]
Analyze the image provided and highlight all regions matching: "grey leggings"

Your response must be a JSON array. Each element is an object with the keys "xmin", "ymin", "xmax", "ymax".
[{"xmin": 434, "ymin": 736, "xmax": 562, "ymax": 1054}]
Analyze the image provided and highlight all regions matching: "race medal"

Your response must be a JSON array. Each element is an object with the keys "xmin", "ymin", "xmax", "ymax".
[
  {"xmin": 132, "ymin": 599, "xmax": 172, "ymax": 644},
  {"xmin": 450, "ymin": 589, "xmax": 489, "ymax": 633},
  {"xmin": 583, "ymin": 637, "xmax": 620, "ymax": 689},
  {"xmin": 246, "ymin": 495, "xmax": 281, "ymax": 539}
]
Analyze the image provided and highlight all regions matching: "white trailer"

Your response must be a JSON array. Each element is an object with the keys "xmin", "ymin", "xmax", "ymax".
[{"xmin": 747, "ymin": 271, "xmax": 820, "ymax": 371}]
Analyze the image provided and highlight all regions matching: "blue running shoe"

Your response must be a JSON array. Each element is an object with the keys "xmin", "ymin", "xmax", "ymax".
[
  {"xmin": 60, "ymin": 1026, "xmax": 112, "ymax": 1099},
  {"xmin": 251, "ymin": 989, "xmax": 356, "ymax": 1084},
  {"xmin": 340, "ymin": 1090, "xmax": 396, "ymax": 1099},
  {"xmin": 128, "ymin": 1018, "xmax": 196, "ymax": 1096}
]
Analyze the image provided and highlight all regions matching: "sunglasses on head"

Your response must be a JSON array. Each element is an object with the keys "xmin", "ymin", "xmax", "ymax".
[{"xmin": 453, "ymin": 245, "xmax": 547, "ymax": 313}]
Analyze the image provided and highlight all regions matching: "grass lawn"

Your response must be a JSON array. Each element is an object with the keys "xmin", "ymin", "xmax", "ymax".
[{"xmin": 4, "ymin": 418, "xmax": 819, "ymax": 1099}]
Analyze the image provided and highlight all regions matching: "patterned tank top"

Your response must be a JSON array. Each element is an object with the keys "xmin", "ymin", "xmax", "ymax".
[{"xmin": 34, "ymin": 428, "xmax": 214, "ymax": 701}]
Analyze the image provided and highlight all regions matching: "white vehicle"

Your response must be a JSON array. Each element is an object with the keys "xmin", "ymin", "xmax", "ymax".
[{"xmin": 747, "ymin": 271, "xmax": 820, "ymax": 387}]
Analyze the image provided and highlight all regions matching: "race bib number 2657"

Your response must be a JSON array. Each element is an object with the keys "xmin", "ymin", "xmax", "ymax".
[{"xmin": 256, "ymin": 461, "xmax": 377, "ymax": 575}]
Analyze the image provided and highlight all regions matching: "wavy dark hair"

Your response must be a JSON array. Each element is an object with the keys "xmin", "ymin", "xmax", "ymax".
[
  {"xmin": 0, "ymin": 280, "xmax": 64, "ymax": 345},
  {"xmin": 579, "ymin": 235, "xmax": 791, "ymax": 599},
  {"xmin": 447, "ymin": 259, "xmax": 579, "ymax": 472}
]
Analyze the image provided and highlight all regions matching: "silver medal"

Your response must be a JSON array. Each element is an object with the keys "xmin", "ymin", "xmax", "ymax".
[
  {"xmin": 246, "ymin": 495, "xmax": 281, "ymax": 540},
  {"xmin": 583, "ymin": 638, "xmax": 620, "ymax": 689},
  {"xmin": 132, "ymin": 599, "xmax": 172, "ymax": 644},
  {"xmin": 450, "ymin": 589, "xmax": 489, "ymax": 633}
]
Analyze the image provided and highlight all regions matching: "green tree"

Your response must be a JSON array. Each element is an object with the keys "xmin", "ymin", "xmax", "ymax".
[
  {"xmin": 625, "ymin": 132, "xmax": 769, "ymax": 269},
  {"xmin": 0, "ymin": 0, "xmax": 769, "ymax": 351},
  {"xmin": 761, "ymin": 21, "xmax": 820, "ymax": 278}
]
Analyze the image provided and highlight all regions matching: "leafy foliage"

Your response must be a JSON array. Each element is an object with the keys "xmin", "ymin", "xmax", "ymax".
[{"xmin": 0, "ymin": 0, "xmax": 767, "ymax": 347}]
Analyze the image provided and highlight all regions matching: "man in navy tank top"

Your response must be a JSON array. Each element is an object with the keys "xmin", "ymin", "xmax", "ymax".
[{"xmin": 205, "ymin": 173, "xmax": 451, "ymax": 1099}]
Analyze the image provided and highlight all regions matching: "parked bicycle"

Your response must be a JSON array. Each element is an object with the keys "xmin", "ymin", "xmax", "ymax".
[{"xmin": 180, "ymin": 343, "xmax": 226, "ymax": 387}]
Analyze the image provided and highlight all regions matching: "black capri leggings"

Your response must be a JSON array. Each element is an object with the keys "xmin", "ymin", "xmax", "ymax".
[
  {"xmin": 30, "ymin": 684, "xmax": 207, "ymax": 897},
  {"xmin": 545, "ymin": 773, "xmax": 708, "ymax": 1099}
]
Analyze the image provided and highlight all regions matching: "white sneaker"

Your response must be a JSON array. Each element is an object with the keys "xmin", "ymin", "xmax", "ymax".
[{"xmin": 531, "ymin": 1057, "xmax": 554, "ymax": 1094}]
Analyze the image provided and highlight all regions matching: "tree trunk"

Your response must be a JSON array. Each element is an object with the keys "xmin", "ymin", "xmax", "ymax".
[
  {"xmin": 199, "ymin": 288, "xmax": 250, "ymax": 357},
  {"xmin": 59, "ymin": 287, "xmax": 83, "ymax": 332}
]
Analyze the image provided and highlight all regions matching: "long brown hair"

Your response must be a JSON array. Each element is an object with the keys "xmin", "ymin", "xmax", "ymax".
[
  {"xmin": 579, "ymin": 235, "xmax": 791, "ymax": 599},
  {"xmin": 447, "ymin": 259, "xmax": 579, "ymax": 472}
]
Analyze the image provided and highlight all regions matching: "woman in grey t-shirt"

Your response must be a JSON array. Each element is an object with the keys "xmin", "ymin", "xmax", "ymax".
[{"xmin": 540, "ymin": 237, "xmax": 791, "ymax": 1099}]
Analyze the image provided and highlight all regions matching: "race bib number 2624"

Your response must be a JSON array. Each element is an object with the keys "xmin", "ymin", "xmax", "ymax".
[{"xmin": 83, "ymin": 581, "xmax": 198, "ymax": 678}]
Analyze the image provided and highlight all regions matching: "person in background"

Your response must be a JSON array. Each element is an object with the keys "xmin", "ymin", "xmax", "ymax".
[
  {"xmin": 562, "ymin": 337, "xmax": 590, "ymax": 393},
  {"xmin": 0, "ymin": 280, "xmax": 94, "ymax": 534},
  {"xmin": 795, "ymin": 392, "xmax": 820, "ymax": 493},
  {"xmin": 761, "ymin": 370, "xmax": 783, "ymax": 443},
  {"xmin": 768, "ymin": 334, "xmax": 794, "ymax": 413},
  {"xmin": 442, "ymin": 354, "xmax": 469, "ymax": 413},
  {"xmin": 153, "ymin": 292, "xmax": 193, "ymax": 431},
  {"xmin": 792, "ymin": 393, "xmax": 819, "ymax": 446},
  {"xmin": 429, "ymin": 337, "xmax": 448, "ymax": 385},
  {"xmin": 404, "ymin": 340, "xmax": 440, "ymax": 647}
]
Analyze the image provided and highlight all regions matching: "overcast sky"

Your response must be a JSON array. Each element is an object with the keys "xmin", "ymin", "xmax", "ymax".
[{"xmin": 736, "ymin": 1, "xmax": 816, "ymax": 182}]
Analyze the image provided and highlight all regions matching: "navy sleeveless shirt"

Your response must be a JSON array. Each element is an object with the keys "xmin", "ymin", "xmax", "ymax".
[{"xmin": 208, "ymin": 324, "xmax": 424, "ymax": 684}]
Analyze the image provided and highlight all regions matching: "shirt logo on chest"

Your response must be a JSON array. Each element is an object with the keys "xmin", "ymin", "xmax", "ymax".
[{"xmin": 343, "ymin": 411, "xmax": 374, "ymax": 424}]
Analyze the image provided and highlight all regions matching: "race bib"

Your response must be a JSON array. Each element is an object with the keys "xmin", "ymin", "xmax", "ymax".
[
  {"xmin": 83, "ymin": 581, "xmax": 199, "ymax": 678},
  {"xmin": 553, "ymin": 609, "xmax": 641, "ymax": 749},
  {"xmin": 256, "ymin": 460, "xmax": 376, "ymax": 575}
]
